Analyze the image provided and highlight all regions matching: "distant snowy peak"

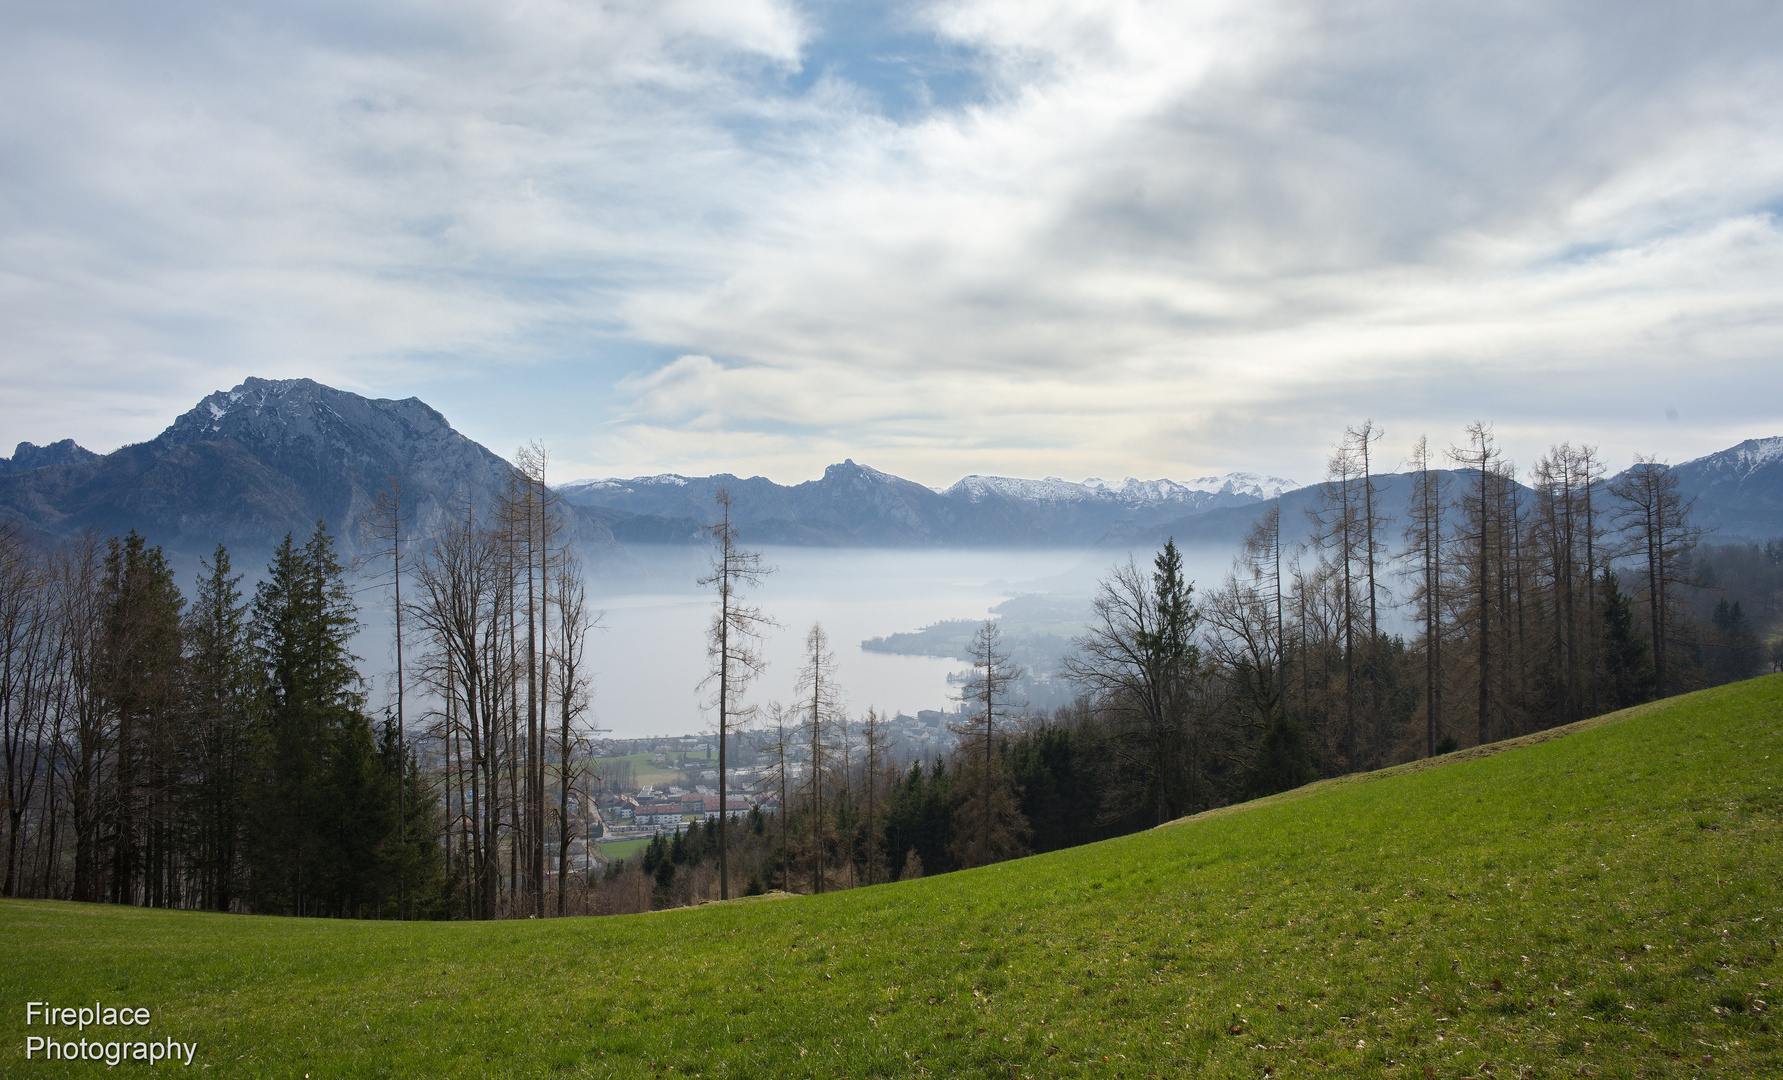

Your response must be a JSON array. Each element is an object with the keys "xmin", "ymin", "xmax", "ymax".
[
  {"xmin": 947, "ymin": 471, "xmax": 1297, "ymax": 507},
  {"xmin": 158, "ymin": 376, "xmax": 448, "ymax": 450},
  {"xmin": 570, "ymin": 467, "xmax": 1298, "ymax": 516},
  {"xmin": 1677, "ymin": 436, "xmax": 1783, "ymax": 480},
  {"xmin": 944, "ymin": 475, "xmax": 1105, "ymax": 504},
  {"xmin": 560, "ymin": 473, "xmax": 693, "ymax": 494},
  {"xmin": 1083, "ymin": 472, "xmax": 1299, "ymax": 502}
]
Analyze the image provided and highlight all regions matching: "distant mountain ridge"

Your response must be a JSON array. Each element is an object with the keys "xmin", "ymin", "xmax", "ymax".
[
  {"xmin": 2, "ymin": 378, "xmax": 1778, "ymax": 559},
  {"xmin": 558, "ymin": 462, "xmax": 1298, "ymax": 547}
]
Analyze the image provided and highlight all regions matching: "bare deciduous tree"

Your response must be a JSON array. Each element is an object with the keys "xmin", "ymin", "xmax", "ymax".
[
  {"xmin": 1610, "ymin": 457, "xmax": 1702, "ymax": 698},
  {"xmin": 796, "ymin": 622, "xmax": 842, "ymax": 892},
  {"xmin": 698, "ymin": 490, "xmax": 773, "ymax": 900}
]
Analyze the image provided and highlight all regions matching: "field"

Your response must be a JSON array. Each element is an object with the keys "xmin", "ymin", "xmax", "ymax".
[
  {"xmin": 597, "ymin": 751, "xmax": 707, "ymax": 792},
  {"xmin": 4, "ymin": 676, "xmax": 1780, "ymax": 1078},
  {"xmin": 598, "ymin": 836, "xmax": 654, "ymax": 863}
]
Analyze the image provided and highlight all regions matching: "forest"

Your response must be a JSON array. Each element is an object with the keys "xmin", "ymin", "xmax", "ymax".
[{"xmin": 1, "ymin": 425, "xmax": 1778, "ymax": 917}]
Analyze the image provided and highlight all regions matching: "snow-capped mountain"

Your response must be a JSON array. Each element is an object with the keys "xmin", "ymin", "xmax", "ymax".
[
  {"xmin": 0, "ymin": 377, "xmax": 566, "ymax": 557},
  {"xmin": 1665, "ymin": 436, "xmax": 1783, "ymax": 540},
  {"xmin": 945, "ymin": 471, "xmax": 1296, "ymax": 507}
]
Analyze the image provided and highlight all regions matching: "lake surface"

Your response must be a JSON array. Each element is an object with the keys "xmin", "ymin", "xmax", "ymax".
[{"xmin": 353, "ymin": 542, "xmax": 1246, "ymax": 740}]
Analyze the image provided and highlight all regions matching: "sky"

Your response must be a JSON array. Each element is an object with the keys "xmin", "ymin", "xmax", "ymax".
[{"xmin": 3, "ymin": 0, "xmax": 1781, "ymax": 490}]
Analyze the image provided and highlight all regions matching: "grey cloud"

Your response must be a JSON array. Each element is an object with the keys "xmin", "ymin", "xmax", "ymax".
[{"xmin": 1, "ymin": 0, "xmax": 1779, "ymax": 485}]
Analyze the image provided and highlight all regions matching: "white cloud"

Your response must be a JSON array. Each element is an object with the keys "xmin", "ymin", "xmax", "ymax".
[{"xmin": 1, "ymin": 0, "xmax": 1780, "ymax": 484}]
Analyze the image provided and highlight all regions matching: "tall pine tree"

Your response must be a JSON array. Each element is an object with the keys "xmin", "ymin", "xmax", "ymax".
[{"xmin": 249, "ymin": 522, "xmax": 426, "ymax": 916}]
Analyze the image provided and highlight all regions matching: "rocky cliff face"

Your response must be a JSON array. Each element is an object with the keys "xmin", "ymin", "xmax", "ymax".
[{"xmin": 0, "ymin": 439, "xmax": 100, "ymax": 474}]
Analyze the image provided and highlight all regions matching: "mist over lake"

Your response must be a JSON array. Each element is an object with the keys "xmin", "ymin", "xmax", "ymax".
[
  {"xmin": 351, "ymin": 542, "xmax": 1247, "ymax": 740},
  {"xmin": 583, "ymin": 543, "xmax": 1245, "ymax": 739}
]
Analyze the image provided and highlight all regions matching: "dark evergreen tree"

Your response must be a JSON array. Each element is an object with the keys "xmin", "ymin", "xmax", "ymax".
[
  {"xmin": 884, "ymin": 759, "xmax": 954, "ymax": 880},
  {"xmin": 247, "ymin": 522, "xmax": 401, "ymax": 916},
  {"xmin": 1708, "ymin": 599, "xmax": 1761, "ymax": 685},
  {"xmin": 1238, "ymin": 714, "xmax": 1317, "ymax": 799},
  {"xmin": 379, "ymin": 713, "xmax": 448, "ymax": 917},
  {"xmin": 1597, "ymin": 571, "xmax": 1656, "ymax": 710},
  {"xmin": 1008, "ymin": 722, "xmax": 1103, "ymax": 854},
  {"xmin": 182, "ymin": 544, "xmax": 257, "ymax": 911},
  {"xmin": 99, "ymin": 532, "xmax": 185, "ymax": 907},
  {"xmin": 317, "ymin": 707, "xmax": 394, "ymax": 915}
]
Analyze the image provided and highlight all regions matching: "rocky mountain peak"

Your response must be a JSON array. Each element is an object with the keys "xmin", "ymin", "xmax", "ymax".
[{"xmin": 0, "ymin": 439, "xmax": 100, "ymax": 475}]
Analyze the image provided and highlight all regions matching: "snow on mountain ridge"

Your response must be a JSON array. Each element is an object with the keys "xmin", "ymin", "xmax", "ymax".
[
  {"xmin": 945, "ymin": 475, "xmax": 1105, "ymax": 504},
  {"xmin": 560, "ymin": 474, "xmax": 691, "ymax": 492},
  {"xmin": 1082, "ymin": 472, "xmax": 1297, "ymax": 502},
  {"xmin": 564, "ymin": 468, "xmax": 1298, "ymax": 508},
  {"xmin": 1679, "ymin": 436, "xmax": 1783, "ymax": 479}
]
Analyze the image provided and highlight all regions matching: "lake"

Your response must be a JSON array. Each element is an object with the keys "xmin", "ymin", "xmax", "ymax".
[{"xmin": 352, "ymin": 542, "xmax": 1246, "ymax": 740}]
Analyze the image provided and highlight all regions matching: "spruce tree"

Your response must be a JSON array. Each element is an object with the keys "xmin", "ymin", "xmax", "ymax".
[
  {"xmin": 99, "ymin": 531, "xmax": 184, "ymax": 907},
  {"xmin": 183, "ymin": 544, "xmax": 257, "ymax": 910},
  {"xmin": 1598, "ymin": 571, "xmax": 1655, "ymax": 710},
  {"xmin": 248, "ymin": 522, "xmax": 385, "ymax": 916},
  {"xmin": 1708, "ymin": 599, "xmax": 1761, "ymax": 685}
]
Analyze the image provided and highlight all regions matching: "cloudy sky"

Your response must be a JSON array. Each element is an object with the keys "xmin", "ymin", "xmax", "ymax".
[{"xmin": 3, "ymin": 0, "xmax": 1781, "ymax": 488}]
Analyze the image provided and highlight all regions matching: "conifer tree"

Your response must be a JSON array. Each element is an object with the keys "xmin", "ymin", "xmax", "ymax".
[
  {"xmin": 99, "ymin": 531, "xmax": 184, "ymax": 906},
  {"xmin": 947, "ymin": 620, "xmax": 1027, "ymax": 869},
  {"xmin": 1597, "ymin": 571, "xmax": 1655, "ymax": 709},
  {"xmin": 1065, "ymin": 540, "xmax": 1201, "ymax": 822},
  {"xmin": 183, "ymin": 544, "xmax": 257, "ymax": 910},
  {"xmin": 249, "ymin": 522, "xmax": 371, "ymax": 915}
]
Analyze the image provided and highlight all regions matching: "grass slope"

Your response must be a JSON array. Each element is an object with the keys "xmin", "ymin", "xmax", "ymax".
[{"xmin": 5, "ymin": 677, "xmax": 1781, "ymax": 1078}]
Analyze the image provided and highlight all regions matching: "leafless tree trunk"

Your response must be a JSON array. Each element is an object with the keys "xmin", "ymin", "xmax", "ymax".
[
  {"xmin": 860, "ymin": 706, "xmax": 888, "ymax": 886},
  {"xmin": 358, "ymin": 478, "xmax": 412, "ymax": 911},
  {"xmin": 1450, "ymin": 423, "xmax": 1505, "ymax": 747},
  {"xmin": 412, "ymin": 497, "xmax": 505, "ymax": 918},
  {"xmin": 548, "ymin": 550, "xmax": 600, "ymax": 917},
  {"xmin": 1404, "ymin": 436, "xmax": 1446, "ymax": 756},
  {"xmin": 1610, "ymin": 457, "xmax": 1702, "ymax": 698},
  {"xmin": 698, "ymin": 490, "xmax": 773, "ymax": 901},
  {"xmin": 947, "ymin": 620, "xmax": 1024, "ymax": 867},
  {"xmin": 796, "ymin": 623, "xmax": 842, "ymax": 892},
  {"xmin": 1310, "ymin": 436, "xmax": 1363, "ymax": 765}
]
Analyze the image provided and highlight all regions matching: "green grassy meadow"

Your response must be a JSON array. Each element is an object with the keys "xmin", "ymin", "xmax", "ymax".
[
  {"xmin": 598, "ymin": 836, "xmax": 653, "ymax": 863},
  {"xmin": 594, "ymin": 752, "xmax": 687, "ymax": 791},
  {"xmin": 5, "ymin": 677, "xmax": 1781, "ymax": 1078}
]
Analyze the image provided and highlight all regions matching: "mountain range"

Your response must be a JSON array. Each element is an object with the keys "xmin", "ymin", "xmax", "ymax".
[{"xmin": 1, "ymin": 378, "xmax": 1779, "ymax": 563}]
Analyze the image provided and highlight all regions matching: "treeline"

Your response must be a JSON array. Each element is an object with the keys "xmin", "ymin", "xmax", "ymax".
[
  {"xmin": 630, "ymin": 424, "xmax": 1778, "ymax": 907},
  {"xmin": 6, "ymin": 422, "xmax": 1779, "ymax": 917},
  {"xmin": 0, "ymin": 445, "xmax": 608, "ymax": 920},
  {"xmin": 0, "ymin": 524, "xmax": 440, "ymax": 913}
]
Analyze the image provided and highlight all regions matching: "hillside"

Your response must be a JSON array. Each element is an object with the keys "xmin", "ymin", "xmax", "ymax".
[{"xmin": 2, "ymin": 680, "xmax": 1779, "ymax": 1077}]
